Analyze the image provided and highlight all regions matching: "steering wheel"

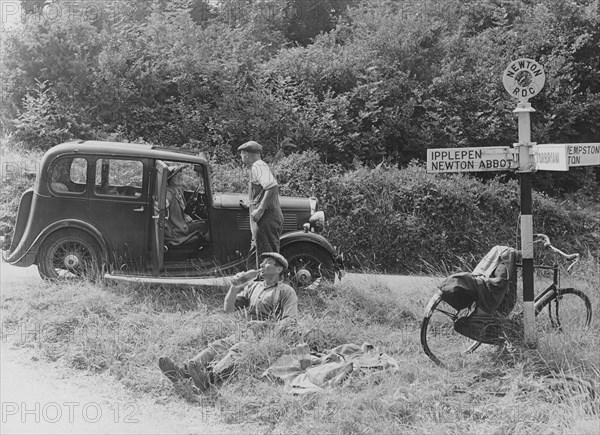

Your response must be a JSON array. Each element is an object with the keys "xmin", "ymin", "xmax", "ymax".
[{"xmin": 185, "ymin": 183, "xmax": 208, "ymax": 220}]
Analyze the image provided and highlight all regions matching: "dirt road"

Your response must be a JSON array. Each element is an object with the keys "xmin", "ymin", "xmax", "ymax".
[{"xmin": 1, "ymin": 347, "xmax": 258, "ymax": 435}]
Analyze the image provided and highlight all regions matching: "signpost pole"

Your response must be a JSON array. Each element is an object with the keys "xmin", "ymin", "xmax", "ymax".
[
  {"xmin": 514, "ymin": 101, "xmax": 537, "ymax": 346},
  {"xmin": 503, "ymin": 58, "xmax": 547, "ymax": 347}
]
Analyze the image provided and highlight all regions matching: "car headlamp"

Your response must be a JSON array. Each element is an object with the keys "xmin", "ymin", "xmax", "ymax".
[
  {"xmin": 309, "ymin": 211, "xmax": 325, "ymax": 233},
  {"xmin": 309, "ymin": 197, "xmax": 317, "ymax": 216}
]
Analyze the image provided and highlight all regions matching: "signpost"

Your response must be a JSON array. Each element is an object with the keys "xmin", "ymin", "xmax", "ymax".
[
  {"xmin": 502, "ymin": 58, "xmax": 546, "ymax": 101},
  {"xmin": 529, "ymin": 143, "xmax": 600, "ymax": 170},
  {"xmin": 427, "ymin": 58, "xmax": 600, "ymax": 346},
  {"xmin": 427, "ymin": 147, "xmax": 518, "ymax": 173},
  {"xmin": 566, "ymin": 143, "xmax": 600, "ymax": 167},
  {"xmin": 530, "ymin": 144, "xmax": 568, "ymax": 171}
]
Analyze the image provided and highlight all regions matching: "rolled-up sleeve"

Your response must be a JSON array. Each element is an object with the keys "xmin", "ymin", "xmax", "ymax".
[{"xmin": 251, "ymin": 161, "xmax": 278, "ymax": 191}]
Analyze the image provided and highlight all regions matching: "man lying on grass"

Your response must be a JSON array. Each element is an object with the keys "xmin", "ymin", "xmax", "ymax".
[{"xmin": 159, "ymin": 252, "xmax": 298, "ymax": 393}]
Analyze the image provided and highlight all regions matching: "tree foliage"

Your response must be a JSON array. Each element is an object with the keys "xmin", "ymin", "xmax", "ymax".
[{"xmin": 1, "ymin": 0, "xmax": 598, "ymax": 195}]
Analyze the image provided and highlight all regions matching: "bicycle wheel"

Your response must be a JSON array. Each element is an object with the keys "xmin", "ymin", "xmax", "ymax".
[
  {"xmin": 421, "ymin": 291, "xmax": 481, "ymax": 368},
  {"xmin": 535, "ymin": 288, "xmax": 592, "ymax": 334}
]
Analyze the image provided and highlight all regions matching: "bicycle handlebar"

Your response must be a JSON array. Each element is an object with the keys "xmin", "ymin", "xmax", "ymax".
[{"xmin": 534, "ymin": 233, "xmax": 580, "ymax": 271}]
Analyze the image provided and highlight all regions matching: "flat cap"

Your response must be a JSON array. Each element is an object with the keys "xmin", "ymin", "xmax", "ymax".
[
  {"xmin": 260, "ymin": 252, "xmax": 288, "ymax": 270},
  {"xmin": 237, "ymin": 140, "xmax": 263, "ymax": 153}
]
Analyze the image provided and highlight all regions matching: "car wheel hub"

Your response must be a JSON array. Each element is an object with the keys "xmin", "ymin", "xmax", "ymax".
[
  {"xmin": 63, "ymin": 254, "xmax": 80, "ymax": 269},
  {"xmin": 295, "ymin": 268, "xmax": 312, "ymax": 285}
]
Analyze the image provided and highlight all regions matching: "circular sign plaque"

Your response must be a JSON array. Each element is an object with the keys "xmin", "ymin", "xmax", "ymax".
[{"xmin": 502, "ymin": 58, "xmax": 545, "ymax": 101}]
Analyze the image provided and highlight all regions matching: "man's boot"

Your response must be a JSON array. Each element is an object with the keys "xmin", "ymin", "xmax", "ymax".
[{"xmin": 158, "ymin": 356, "xmax": 190, "ymax": 383}]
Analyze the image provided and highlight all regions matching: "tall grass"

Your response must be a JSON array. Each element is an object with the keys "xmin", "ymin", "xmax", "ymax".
[{"xmin": 2, "ymin": 257, "xmax": 599, "ymax": 433}]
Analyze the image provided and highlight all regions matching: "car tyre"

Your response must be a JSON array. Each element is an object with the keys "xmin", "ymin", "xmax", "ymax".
[
  {"xmin": 37, "ymin": 229, "xmax": 104, "ymax": 281},
  {"xmin": 281, "ymin": 242, "xmax": 335, "ymax": 291}
]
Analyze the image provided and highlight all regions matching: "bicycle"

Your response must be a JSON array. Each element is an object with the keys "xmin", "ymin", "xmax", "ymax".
[{"xmin": 421, "ymin": 234, "xmax": 593, "ymax": 368}]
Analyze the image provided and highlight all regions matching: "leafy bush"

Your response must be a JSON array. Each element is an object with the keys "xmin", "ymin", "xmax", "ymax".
[
  {"xmin": 12, "ymin": 80, "xmax": 73, "ymax": 149},
  {"xmin": 319, "ymin": 162, "xmax": 598, "ymax": 274},
  {"xmin": 210, "ymin": 149, "xmax": 342, "ymax": 197},
  {"xmin": 272, "ymin": 150, "xmax": 343, "ymax": 197},
  {"xmin": 210, "ymin": 161, "xmax": 247, "ymax": 194}
]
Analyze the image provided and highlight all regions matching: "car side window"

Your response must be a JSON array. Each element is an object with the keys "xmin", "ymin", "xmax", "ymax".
[
  {"xmin": 94, "ymin": 159, "xmax": 143, "ymax": 198},
  {"xmin": 49, "ymin": 157, "xmax": 87, "ymax": 194}
]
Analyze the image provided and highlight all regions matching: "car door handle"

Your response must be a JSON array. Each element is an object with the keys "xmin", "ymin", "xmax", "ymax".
[{"xmin": 133, "ymin": 206, "xmax": 144, "ymax": 212}]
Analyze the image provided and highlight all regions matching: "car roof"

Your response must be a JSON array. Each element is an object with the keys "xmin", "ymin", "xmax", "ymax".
[{"xmin": 44, "ymin": 140, "xmax": 209, "ymax": 165}]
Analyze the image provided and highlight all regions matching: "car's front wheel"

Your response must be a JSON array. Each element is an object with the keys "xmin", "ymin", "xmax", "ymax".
[
  {"xmin": 37, "ymin": 229, "xmax": 104, "ymax": 281},
  {"xmin": 281, "ymin": 242, "xmax": 335, "ymax": 291}
]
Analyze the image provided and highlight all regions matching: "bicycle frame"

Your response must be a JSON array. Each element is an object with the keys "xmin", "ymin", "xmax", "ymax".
[
  {"xmin": 515, "ymin": 261, "xmax": 560, "ymax": 308},
  {"xmin": 517, "ymin": 260, "xmax": 580, "ymax": 328},
  {"xmin": 533, "ymin": 263, "xmax": 560, "ymax": 303}
]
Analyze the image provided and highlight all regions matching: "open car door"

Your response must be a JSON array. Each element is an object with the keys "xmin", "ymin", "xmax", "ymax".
[{"xmin": 151, "ymin": 161, "xmax": 168, "ymax": 274}]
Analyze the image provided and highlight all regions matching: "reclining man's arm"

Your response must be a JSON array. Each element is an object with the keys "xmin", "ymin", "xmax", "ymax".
[{"xmin": 224, "ymin": 283, "xmax": 246, "ymax": 313}]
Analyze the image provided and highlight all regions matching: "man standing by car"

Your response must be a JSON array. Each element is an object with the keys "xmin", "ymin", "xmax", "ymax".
[
  {"xmin": 238, "ymin": 141, "xmax": 284, "ymax": 266},
  {"xmin": 158, "ymin": 252, "xmax": 298, "ymax": 393}
]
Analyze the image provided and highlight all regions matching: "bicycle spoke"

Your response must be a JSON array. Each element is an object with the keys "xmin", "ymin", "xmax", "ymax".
[
  {"xmin": 435, "ymin": 307, "xmax": 459, "ymax": 320},
  {"xmin": 422, "ymin": 296, "xmax": 482, "ymax": 369}
]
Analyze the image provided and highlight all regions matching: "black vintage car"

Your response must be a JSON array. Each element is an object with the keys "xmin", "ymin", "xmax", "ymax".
[{"xmin": 2, "ymin": 141, "xmax": 342, "ymax": 288}]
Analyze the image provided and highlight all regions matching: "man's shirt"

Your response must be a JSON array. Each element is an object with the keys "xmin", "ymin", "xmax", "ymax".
[
  {"xmin": 234, "ymin": 281, "xmax": 298, "ymax": 320},
  {"xmin": 249, "ymin": 160, "xmax": 278, "ymax": 206}
]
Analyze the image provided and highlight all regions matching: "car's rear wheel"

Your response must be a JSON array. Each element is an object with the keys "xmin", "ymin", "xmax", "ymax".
[
  {"xmin": 37, "ymin": 229, "xmax": 103, "ymax": 281},
  {"xmin": 281, "ymin": 242, "xmax": 335, "ymax": 291}
]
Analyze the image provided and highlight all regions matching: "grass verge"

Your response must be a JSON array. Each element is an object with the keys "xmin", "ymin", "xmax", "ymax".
[{"xmin": 1, "ymin": 262, "xmax": 599, "ymax": 434}]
